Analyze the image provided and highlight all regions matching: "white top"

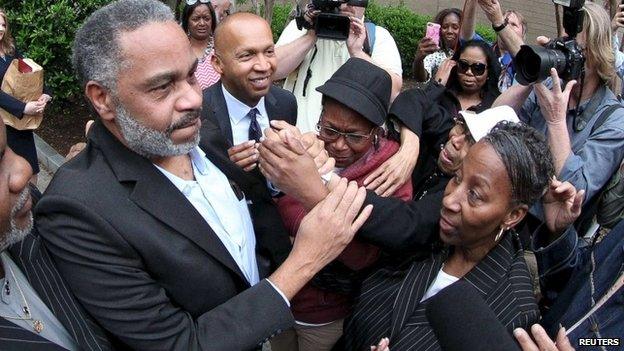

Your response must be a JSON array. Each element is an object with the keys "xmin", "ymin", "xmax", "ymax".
[
  {"xmin": 276, "ymin": 19, "xmax": 402, "ymax": 133},
  {"xmin": 222, "ymin": 84, "xmax": 270, "ymax": 146},
  {"xmin": 420, "ymin": 267, "xmax": 460, "ymax": 302},
  {"xmin": 154, "ymin": 147, "xmax": 260, "ymax": 285},
  {"xmin": 0, "ymin": 252, "xmax": 79, "ymax": 350},
  {"xmin": 422, "ymin": 50, "xmax": 452, "ymax": 82}
]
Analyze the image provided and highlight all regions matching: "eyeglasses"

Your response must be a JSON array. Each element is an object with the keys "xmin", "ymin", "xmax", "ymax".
[
  {"xmin": 316, "ymin": 123, "xmax": 373, "ymax": 146},
  {"xmin": 186, "ymin": 0, "xmax": 210, "ymax": 5},
  {"xmin": 457, "ymin": 59, "xmax": 487, "ymax": 76}
]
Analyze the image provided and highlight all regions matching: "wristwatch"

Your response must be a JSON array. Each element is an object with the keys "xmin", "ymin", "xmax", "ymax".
[{"xmin": 492, "ymin": 18, "xmax": 508, "ymax": 33}]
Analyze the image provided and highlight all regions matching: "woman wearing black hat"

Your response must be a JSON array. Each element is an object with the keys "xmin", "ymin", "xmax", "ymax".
[{"xmin": 270, "ymin": 58, "xmax": 413, "ymax": 351}]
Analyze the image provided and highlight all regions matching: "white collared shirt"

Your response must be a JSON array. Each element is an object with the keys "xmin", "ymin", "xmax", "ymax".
[
  {"xmin": 154, "ymin": 147, "xmax": 260, "ymax": 285},
  {"xmin": 221, "ymin": 85, "xmax": 270, "ymax": 146}
]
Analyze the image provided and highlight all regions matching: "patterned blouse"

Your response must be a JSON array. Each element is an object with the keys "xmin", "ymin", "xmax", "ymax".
[
  {"xmin": 422, "ymin": 49, "xmax": 453, "ymax": 82},
  {"xmin": 195, "ymin": 37, "xmax": 220, "ymax": 89}
]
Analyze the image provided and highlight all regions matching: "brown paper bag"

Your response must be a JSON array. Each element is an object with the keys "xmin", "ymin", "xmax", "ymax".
[{"xmin": 0, "ymin": 59, "xmax": 44, "ymax": 130}]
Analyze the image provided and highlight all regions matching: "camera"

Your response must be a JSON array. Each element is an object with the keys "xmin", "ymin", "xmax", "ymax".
[
  {"xmin": 295, "ymin": 0, "xmax": 368, "ymax": 40},
  {"xmin": 514, "ymin": 0, "xmax": 585, "ymax": 84}
]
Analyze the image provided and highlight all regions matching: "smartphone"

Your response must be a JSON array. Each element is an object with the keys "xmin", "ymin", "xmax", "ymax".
[{"xmin": 425, "ymin": 22, "xmax": 441, "ymax": 47}]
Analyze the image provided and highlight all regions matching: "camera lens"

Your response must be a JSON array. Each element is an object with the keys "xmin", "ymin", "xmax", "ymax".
[{"xmin": 514, "ymin": 45, "xmax": 567, "ymax": 85}]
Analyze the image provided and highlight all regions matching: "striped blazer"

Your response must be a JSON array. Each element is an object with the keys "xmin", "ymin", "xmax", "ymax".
[
  {"xmin": 344, "ymin": 233, "xmax": 539, "ymax": 351},
  {"xmin": 0, "ymin": 228, "xmax": 112, "ymax": 351}
]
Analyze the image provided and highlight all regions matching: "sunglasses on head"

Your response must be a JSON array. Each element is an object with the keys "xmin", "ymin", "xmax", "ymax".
[
  {"xmin": 186, "ymin": 0, "xmax": 210, "ymax": 5},
  {"xmin": 457, "ymin": 59, "xmax": 487, "ymax": 76}
]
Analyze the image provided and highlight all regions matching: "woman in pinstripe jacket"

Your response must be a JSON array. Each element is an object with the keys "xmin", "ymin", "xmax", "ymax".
[{"xmin": 344, "ymin": 122, "xmax": 553, "ymax": 350}]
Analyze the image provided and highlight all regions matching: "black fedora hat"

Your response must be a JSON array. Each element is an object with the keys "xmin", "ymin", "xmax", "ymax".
[{"xmin": 316, "ymin": 58, "xmax": 391, "ymax": 126}]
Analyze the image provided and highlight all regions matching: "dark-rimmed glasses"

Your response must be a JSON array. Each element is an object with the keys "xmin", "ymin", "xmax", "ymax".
[
  {"xmin": 457, "ymin": 59, "xmax": 487, "ymax": 76},
  {"xmin": 316, "ymin": 123, "xmax": 374, "ymax": 147}
]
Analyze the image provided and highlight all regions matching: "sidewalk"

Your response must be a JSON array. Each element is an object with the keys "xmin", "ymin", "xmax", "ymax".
[{"xmin": 35, "ymin": 133, "xmax": 63, "ymax": 192}]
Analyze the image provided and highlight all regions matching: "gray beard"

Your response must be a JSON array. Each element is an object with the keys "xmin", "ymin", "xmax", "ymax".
[
  {"xmin": 1, "ymin": 187, "xmax": 33, "ymax": 252},
  {"xmin": 115, "ymin": 104, "xmax": 200, "ymax": 159}
]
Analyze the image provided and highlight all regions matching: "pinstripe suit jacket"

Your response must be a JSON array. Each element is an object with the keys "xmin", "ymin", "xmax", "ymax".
[
  {"xmin": 1, "ymin": 229, "xmax": 112, "ymax": 351},
  {"xmin": 344, "ymin": 234, "xmax": 539, "ymax": 351}
]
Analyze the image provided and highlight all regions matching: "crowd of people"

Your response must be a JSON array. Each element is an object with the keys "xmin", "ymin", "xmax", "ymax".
[{"xmin": 0, "ymin": 0, "xmax": 622, "ymax": 350}]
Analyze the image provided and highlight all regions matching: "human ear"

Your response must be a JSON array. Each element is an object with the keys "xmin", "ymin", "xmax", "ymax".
[
  {"xmin": 85, "ymin": 81, "xmax": 115, "ymax": 122},
  {"xmin": 502, "ymin": 204, "xmax": 528, "ymax": 230}
]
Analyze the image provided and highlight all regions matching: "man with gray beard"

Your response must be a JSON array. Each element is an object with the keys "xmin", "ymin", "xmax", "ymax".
[
  {"xmin": 0, "ymin": 120, "xmax": 111, "ymax": 351},
  {"xmin": 35, "ymin": 0, "xmax": 371, "ymax": 350}
]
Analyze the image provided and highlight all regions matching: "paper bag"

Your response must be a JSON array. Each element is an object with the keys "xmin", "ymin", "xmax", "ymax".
[{"xmin": 0, "ymin": 59, "xmax": 44, "ymax": 130}]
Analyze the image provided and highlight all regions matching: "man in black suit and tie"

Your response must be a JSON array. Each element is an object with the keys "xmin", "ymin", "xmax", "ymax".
[
  {"xmin": 35, "ymin": 1, "xmax": 371, "ymax": 350},
  {"xmin": 203, "ymin": 13, "xmax": 297, "ymax": 172},
  {"xmin": 0, "ymin": 120, "xmax": 111, "ymax": 351}
]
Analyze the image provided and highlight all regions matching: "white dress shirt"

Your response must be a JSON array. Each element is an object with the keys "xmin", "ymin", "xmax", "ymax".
[
  {"xmin": 154, "ymin": 147, "xmax": 260, "ymax": 285},
  {"xmin": 222, "ymin": 85, "xmax": 270, "ymax": 146}
]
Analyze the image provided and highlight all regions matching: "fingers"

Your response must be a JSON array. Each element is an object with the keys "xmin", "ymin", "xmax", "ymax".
[
  {"xmin": 301, "ymin": 132, "xmax": 320, "ymax": 150},
  {"xmin": 513, "ymin": 328, "xmax": 539, "ymax": 351},
  {"xmin": 549, "ymin": 68, "xmax": 561, "ymax": 93},
  {"xmin": 228, "ymin": 140, "xmax": 255, "ymax": 156},
  {"xmin": 260, "ymin": 136, "xmax": 299, "ymax": 159},
  {"xmin": 318, "ymin": 156, "xmax": 335, "ymax": 175},
  {"xmin": 372, "ymin": 337, "xmax": 390, "ymax": 351},
  {"xmin": 363, "ymin": 165, "xmax": 386, "ymax": 187},
  {"xmin": 335, "ymin": 180, "xmax": 360, "ymax": 221},
  {"xmin": 269, "ymin": 120, "xmax": 300, "ymax": 136},
  {"xmin": 374, "ymin": 177, "xmax": 395, "ymax": 197},
  {"xmin": 555, "ymin": 327, "xmax": 573, "ymax": 350},
  {"xmin": 536, "ymin": 36, "xmax": 551, "ymax": 46},
  {"xmin": 381, "ymin": 183, "xmax": 400, "ymax": 198},
  {"xmin": 284, "ymin": 131, "xmax": 308, "ymax": 156},
  {"xmin": 320, "ymin": 177, "xmax": 348, "ymax": 214},
  {"xmin": 530, "ymin": 324, "xmax": 559, "ymax": 351},
  {"xmin": 326, "ymin": 173, "xmax": 342, "ymax": 191},
  {"xmin": 229, "ymin": 143, "xmax": 258, "ymax": 163},
  {"xmin": 572, "ymin": 190, "xmax": 585, "ymax": 215},
  {"xmin": 351, "ymin": 204, "xmax": 373, "ymax": 235}
]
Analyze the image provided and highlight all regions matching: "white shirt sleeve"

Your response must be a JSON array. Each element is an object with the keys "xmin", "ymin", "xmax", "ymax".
[
  {"xmin": 266, "ymin": 278, "xmax": 291, "ymax": 307},
  {"xmin": 370, "ymin": 25, "xmax": 403, "ymax": 76},
  {"xmin": 276, "ymin": 19, "xmax": 307, "ymax": 47}
]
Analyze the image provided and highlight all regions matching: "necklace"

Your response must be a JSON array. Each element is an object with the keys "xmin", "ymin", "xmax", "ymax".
[{"xmin": 0, "ymin": 264, "xmax": 44, "ymax": 333}]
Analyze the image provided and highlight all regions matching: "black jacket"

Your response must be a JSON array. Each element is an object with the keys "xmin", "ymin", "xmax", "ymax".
[{"xmin": 35, "ymin": 120, "xmax": 293, "ymax": 350}]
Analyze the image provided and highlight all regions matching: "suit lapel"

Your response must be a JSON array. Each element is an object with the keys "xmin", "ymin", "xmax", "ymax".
[
  {"xmin": 204, "ymin": 82, "xmax": 235, "ymax": 145},
  {"xmin": 462, "ymin": 234, "xmax": 516, "ymax": 297},
  {"xmin": 90, "ymin": 121, "xmax": 248, "ymax": 284},
  {"xmin": 8, "ymin": 233, "xmax": 112, "ymax": 351},
  {"xmin": 389, "ymin": 252, "xmax": 444, "ymax": 339}
]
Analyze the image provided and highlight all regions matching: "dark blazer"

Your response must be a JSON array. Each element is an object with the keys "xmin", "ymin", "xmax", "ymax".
[
  {"xmin": 201, "ymin": 81, "xmax": 297, "ymax": 146},
  {"xmin": 35, "ymin": 119, "xmax": 294, "ymax": 351},
  {"xmin": 1, "ymin": 185, "xmax": 111, "ymax": 351},
  {"xmin": 344, "ymin": 234, "xmax": 539, "ymax": 351}
]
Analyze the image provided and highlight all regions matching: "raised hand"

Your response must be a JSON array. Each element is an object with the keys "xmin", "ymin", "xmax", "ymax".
[{"xmin": 542, "ymin": 178, "xmax": 584, "ymax": 235}]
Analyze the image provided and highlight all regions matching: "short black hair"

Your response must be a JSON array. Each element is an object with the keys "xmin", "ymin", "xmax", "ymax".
[
  {"xmin": 181, "ymin": 1, "xmax": 217, "ymax": 34},
  {"xmin": 481, "ymin": 121, "xmax": 554, "ymax": 206}
]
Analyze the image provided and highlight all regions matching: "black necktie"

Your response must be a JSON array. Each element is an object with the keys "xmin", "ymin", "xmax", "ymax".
[{"xmin": 247, "ymin": 108, "xmax": 262, "ymax": 142}]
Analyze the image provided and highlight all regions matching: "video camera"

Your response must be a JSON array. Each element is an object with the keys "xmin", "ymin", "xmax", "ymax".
[
  {"xmin": 514, "ymin": 0, "xmax": 585, "ymax": 84},
  {"xmin": 295, "ymin": 0, "xmax": 368, "ymax": 40}
]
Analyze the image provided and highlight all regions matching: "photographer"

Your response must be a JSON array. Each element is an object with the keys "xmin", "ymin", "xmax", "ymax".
[
  {"xmin": 494, "ymin": 1, "xmax": 624, "ymax": 207},
  {"xmin": 274, "ymin": 0, "xmax": 402, "ymax": 134}
]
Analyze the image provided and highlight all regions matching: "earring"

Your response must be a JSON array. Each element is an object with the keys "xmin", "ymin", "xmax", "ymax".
[
  {"xmin": 494, "ymin": 226, "xmax": 506, "ymax": 242},
  {"xmin": 373, "ymin": 134, "xmax": 379, "ymax": 150}
]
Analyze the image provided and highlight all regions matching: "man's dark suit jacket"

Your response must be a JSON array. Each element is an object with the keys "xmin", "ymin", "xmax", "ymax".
[
  {"xmin": 35, "ymin": 120, "xmax": 293, "ymax": 351},
  {"xmin": 201, "ymin": 81, "xmax": 297, "ymax": 146},
  {"xmin": 0, "ymin": 187, "xmax": 112, "ymax": 351}
]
